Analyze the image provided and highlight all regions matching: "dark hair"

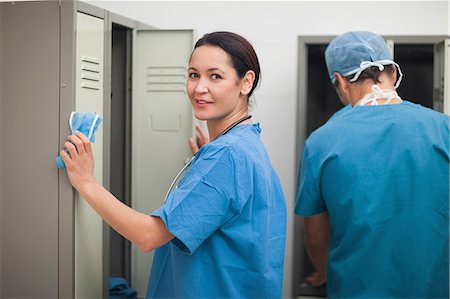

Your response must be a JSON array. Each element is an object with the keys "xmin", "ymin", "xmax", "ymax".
[
  {"xmin": 355, "ymin": 65, "xmax": 395, "ymax": 84},
  {"xmin": 334, "ymin": 65, "xmax": 395, "ymax": 87},
  {"xmin": 193, "ymin": 31, "xmax": 261, "ymax": 98}
]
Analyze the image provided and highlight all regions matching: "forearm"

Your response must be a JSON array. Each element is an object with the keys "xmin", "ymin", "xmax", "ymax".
[
  {"xmin": 77, "ymin": 182, "xmax": 173, "ymax": 252},
  {"xmin": 302, "ymin": 213, "xmax": 329, "ymax": 275},
  {"xmin": 304, "ymin": 231, "xmax": 328, "ymax": 274},
  {"xmin": 61, "ymin": 132, "xmax": 173, "ymax": 251}
]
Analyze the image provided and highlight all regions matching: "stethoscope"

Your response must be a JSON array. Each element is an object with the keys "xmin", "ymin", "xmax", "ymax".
[{"xmin": 164, "ymin": 115, "xmax": 252, "ymax": 202}]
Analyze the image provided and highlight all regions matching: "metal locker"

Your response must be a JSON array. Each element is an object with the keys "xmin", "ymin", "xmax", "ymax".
[
  {"xmin": 0, "ymin": 1, "xmax": 107, "ymax": 297},
  {"xmin": 0, "ymin": 1, "xmax": 60, "ymax": 297},
  {"xmin": 1, "ymin": 3, "xmax": 198, "ymax": 298},
  {"xmin": 131, "ymin": 29, "xmax": 194, "ymax": 297}
]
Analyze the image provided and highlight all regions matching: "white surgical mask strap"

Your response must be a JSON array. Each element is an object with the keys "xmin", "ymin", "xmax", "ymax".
[
  {"xmin": 69, "ymin": 111, "xmax": 75, "ymax": 133},
  {"xmin": 348, "ymin": 60, "xmax": 403, "ymax": 89},
  {"xmin": 355, "ymin": 84, "xmax": 401, "ymax": 106},
  {"xmin": 393, "ymin": 62, "xmax": 403, "ymax": 89},
  {"xmin": 349, "ymin": 61, "xmax": 385, "ymax": 83},
  {"xmin": 88, "ymin": 113, "xmax": 100, "ymax": 140}
]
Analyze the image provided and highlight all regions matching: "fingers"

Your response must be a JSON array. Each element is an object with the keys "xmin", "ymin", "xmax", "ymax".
[
  {"xmin": 75, "ymin": 131, "xmax": 93, "ymax": 154},
  {"xmin": 60, "ymin": 148, "xmax": 72, "ymax": 166},
  {"xmin": 188, "ymin": 125, "xmax": 210, "ymax": 155},
  {"xmin": 66, "ymin": 132, "xmax": 92, "ymax": 155},
  {"xmin": 195, "ymin": 125, "xmax": 210, "ymax": 146},
  {"xmin": 306, "ymin": 272, "xmax": 326, "ymax": 287},
  {"xmin": 188, "ymin": 137, "xmax": 199, "ymax": 155},
  {"xmin": 197, "ymin": 125, "xmax": 210, "ymax": 141},
  {"xmin": 61, "ymin": 132, "xmax": 93, "ymax": 165},
  {"xmin": 196, "ymin": 134, "xmax": 203, "ymax": 146},
  {"xmin": 63, "ymin": 140, "xmax": 78, "ymax": 161}
]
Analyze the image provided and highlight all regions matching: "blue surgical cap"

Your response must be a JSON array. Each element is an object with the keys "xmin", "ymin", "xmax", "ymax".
[{"xmin": 325, "ymin": 31, "xmax": 402, "ymax": 88}]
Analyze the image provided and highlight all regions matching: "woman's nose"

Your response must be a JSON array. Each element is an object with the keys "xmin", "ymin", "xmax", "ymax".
[{"xmin": 194, "ymin": 78, "xmax": 208, "ymax": 93}]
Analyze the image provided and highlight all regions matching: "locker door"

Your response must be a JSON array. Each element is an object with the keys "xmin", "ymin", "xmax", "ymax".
[
  {"xmin": 0, "ymin": 2, "xmax": 60, "ymax": 297},
  {"xmin": 132, "ymin": 29, "xmax": 193, "ymax": 297},
  {"xmin": 75, "ymin": 11, "xmax": 105, "ymax": 299},
  {"xmin": 434, "ymin": 39, "xmax": 450, "ymax": 114}
]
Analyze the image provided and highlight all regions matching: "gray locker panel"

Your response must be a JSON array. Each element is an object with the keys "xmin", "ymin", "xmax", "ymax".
[
  {"xmin": 59, "ymin": 2, "xmax": 77, "ymax": 297},
  {"xmin": 0, "ymin": 1, "xmax": 60, "ymax": 297},
  {"xmin": 132, "ymin": 29, "xmax": 193, "ymax": 297}
]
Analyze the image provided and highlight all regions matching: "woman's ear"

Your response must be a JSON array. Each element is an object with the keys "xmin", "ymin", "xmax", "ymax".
[{"xmin": 240, "ymin": 70, "xmax": 256, "ymax": 96}]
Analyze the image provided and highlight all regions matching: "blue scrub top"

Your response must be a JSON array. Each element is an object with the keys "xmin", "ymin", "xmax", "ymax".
[
  {"xmin": 148, "ymin": 123, "xmax": 287, "ymax": 298},
  {"xmin": 295, "ymin": 101, "xmax": 449, "ymax": 298}
]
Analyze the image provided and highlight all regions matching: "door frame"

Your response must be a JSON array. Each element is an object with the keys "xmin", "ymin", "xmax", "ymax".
[{"xmin": 294, "ymin": 34, "xmax": 450, "ymax": 297}]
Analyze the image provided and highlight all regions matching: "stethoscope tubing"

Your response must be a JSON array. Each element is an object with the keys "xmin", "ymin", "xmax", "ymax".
[
  {"xmin": 164, "ymin": 156, "xmax": 195, "ymax": 203},
  {"xmin": 163, "ymin": 115, "xmax": 252, "ymax": 203}
]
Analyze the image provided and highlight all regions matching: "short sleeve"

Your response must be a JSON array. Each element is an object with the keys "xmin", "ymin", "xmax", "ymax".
[
  {"xmin": 295, "ymin": 143, "xmax": 327, "ymax": 216},
  {"xmin": 152, "ymin": 147, "xmax": 237, "ymax": 255}
]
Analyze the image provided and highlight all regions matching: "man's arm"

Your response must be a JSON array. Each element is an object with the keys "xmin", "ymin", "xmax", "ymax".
[{"xmin": 302, "ymin": 212, "xmax": 329, "ymax": 286}]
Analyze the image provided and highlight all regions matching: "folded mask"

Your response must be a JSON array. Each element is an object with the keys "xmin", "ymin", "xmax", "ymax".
[{"xmin": 56, "ymin": 111, "xmax": 103, "ymax": 169}]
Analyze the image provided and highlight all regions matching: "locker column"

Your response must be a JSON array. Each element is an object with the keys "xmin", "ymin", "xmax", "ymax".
[
  {"xmin": 74, "ymin": 10, "xmax": 105, "ymax": 299},
  {"xmin": 0, "ymin": 4, "xmax": 3, "ymax": 295},
  {"xmin": 0, "ymin": 2, "xmax": 60, "ymax": 297}
]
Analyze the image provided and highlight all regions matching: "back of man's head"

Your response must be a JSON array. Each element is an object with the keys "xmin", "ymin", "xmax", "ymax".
[{"xmin": 324, "ymin": 31, "xmax": 401, "ymax": 87}]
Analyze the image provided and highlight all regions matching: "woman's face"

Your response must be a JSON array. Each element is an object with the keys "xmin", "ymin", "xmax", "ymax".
[{"xmin": 186, "ymin": 45, "xmax": 247, "ymax": 122}]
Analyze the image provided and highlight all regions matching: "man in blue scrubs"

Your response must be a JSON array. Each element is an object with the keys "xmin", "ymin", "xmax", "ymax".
[{"xmin": 295, "ymin": 31, "xmax": 449, "ymax": 298}]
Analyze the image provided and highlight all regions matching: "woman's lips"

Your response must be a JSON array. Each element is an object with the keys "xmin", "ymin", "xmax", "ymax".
[{"xmin": 195, "ymin": 99, "xmax": 212, "ymax": 107}]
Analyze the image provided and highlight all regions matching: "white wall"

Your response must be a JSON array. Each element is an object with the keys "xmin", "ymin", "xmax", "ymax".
[{"xmin": 85, "ymin": 1, "xmax": 449, "ymax": 297}]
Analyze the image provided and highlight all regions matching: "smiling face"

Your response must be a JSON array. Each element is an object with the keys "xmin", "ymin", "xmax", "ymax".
[{"xmin": 186, "ymin": 45, "xmax": 249, "ymax": 123}]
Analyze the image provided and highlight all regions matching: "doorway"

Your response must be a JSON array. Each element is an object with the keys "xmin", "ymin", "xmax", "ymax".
[{"xmin": 294, "ymin": 35, "xmax": 449, "ymax": 298}]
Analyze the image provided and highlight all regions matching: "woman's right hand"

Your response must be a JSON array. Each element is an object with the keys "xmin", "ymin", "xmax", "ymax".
[
  {"xmin": 188, "ymin": 124, "xmax": 210, "ymax": 155},
  {"xmin": 60, "ymin": 131, "xmax": 97, "ymax": 192}
]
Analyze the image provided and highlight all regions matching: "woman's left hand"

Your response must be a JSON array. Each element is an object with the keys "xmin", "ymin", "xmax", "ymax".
[
  {"xmin": 60, "ymin": 131, "xmax": 97, "ymax": 192},
  {"xmin": 188, "ymin": 124, "xmax": 210, "ymax": 155}
]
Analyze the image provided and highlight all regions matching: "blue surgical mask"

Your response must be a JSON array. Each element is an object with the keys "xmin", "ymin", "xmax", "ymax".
[{"xmin": 55, "ymin": 111, "xmax": 102, "ymax": 169}]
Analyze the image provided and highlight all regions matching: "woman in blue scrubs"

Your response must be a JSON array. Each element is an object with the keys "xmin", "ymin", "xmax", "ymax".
[{"xmin": 61, "ymin": 31, "xmax": 287, "ymax": 298}]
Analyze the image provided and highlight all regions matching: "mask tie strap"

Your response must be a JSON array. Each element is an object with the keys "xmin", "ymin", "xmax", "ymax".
[
  {"xmin": 88, "ymin": 113, "xmax": 100, "ymax": 140},
  {"xmin": 349, "ymin": 61, "xmax": 385, "ymax": 83},
  {"xmin": 355, "ymin": 85, "xmax": 401, "ymax": 106},
  {"xmin": 69, "ymin": 111, "xmax": 76, "ymax": 134}
]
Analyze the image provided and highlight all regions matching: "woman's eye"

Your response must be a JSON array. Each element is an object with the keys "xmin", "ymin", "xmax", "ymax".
[
  {"xmin": 211, "ymin": 74, "xmax": 222, "ymax": 80},
  {"xmin": 188, "ymin": 73, "xmax": 198, "ymax": 79}
]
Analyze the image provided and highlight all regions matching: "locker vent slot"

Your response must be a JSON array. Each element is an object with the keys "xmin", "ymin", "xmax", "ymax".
[
  {"xmin": 146, "ymin": 67, "xmax": 186, "ymax": 92},
  {"xmin": 80, "ymin": 55, "xmax": 101, "ymax": 91}
]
